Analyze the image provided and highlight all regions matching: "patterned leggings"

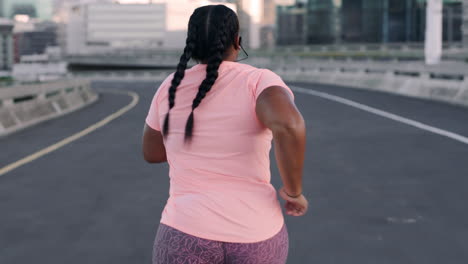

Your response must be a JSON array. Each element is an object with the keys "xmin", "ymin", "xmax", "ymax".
[{"xmin": 152, "ymin": 223, "xmax": 289, "ymax": 264}]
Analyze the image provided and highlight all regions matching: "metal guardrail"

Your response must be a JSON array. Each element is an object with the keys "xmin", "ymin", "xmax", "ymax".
[
  {"xmin": 66, "ymin": 43, "xmax": 468, "ymax": 71},
  {"xmin": 243, "ymin": 55, "xmax": 468, "ymax": 79},
  {"xmin": 66, "ymin": 42, "xmax": 465, "ymax": 56},
  {"xmin": 274, "ymin": 42, "xmax": 464, "ymax": 53},
  {"xmin": 286, "ymin": 66, "xmax": 465, "ymax": 82},
  {"xmin": 69, "ymin": 57, "xmax": 468, "ymax": 84}
]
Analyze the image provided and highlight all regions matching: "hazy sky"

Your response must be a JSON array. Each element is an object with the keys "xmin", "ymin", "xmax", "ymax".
[
  {"xmin": 116, "ymin": 0, "xmax": 164, "ymax": 3},
  {"xmin": 116, "ymin": 0, "xmax": 298, "ymax": 4}
]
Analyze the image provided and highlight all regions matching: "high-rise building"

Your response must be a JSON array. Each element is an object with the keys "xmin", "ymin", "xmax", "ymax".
[
  {"xmin": 4, "ymin": 0, "xmax": 53, "ymax": 20},
  {"xmin": 276, "ymin": 1, "xmax": 307, "ymax": 45},
  {"xmin": 464, "ymin": 1, "xmax": 468, "ymax": 47},
  {"xmin": 237, "ymin": 0, "xmax": 277, "ymax": 49},
  {"xmin": 441, "ymin": 0, "xmax": 463, "ymax": 44},
  {"xmin": 65, "ymin": 2, "xmax": 166, "ymax": 54},
  {"xmin": 306, "ymin": 0, "xmax": 462, "ymax": 44},
  {"xmin": 11, "ymin": 3, "xmax": 37, "ymax": 18},
  {"xmin": 162, "ymin": 0, "xmax": 236, "ymax": 49},
  {"xmin": 53, "ymin": 0, "xmax": 113, "ymax": 17},
  {"xmin": 13, "ymin": 20, "xmax": 57, "ymax": 62},
  {"xmin": 59, "ymin": 1, "xmax": 237, "ymax": 54},
  {"xmin": 275, "ymin": 0, "xmax": 295, "ymax": 5},
  {"xmin": 357, "ymin": 0, "xmax": 426, "ymax": 43},
  {"xmin": 53, "ymin": 0, "xmax": 114, "ymax": 54},
  {"xmin": 261, "ymin": 0, "xmax": 276, "ymax": 49},
  {"xmin": 306, "ymin": 0, "xmax": 340, "ymax": 44},
  {"xmin": 0, "ymin": 0, "xmax": 4, "ymax": 17},
  {"xmin": 0, "ymin": 18, "xmax": 14, "ymax": 72}
]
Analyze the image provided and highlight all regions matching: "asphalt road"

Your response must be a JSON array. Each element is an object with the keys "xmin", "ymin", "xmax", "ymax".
[{"xmin": 1, "ymin": 80, "xmax": 468, "ymax": 264}]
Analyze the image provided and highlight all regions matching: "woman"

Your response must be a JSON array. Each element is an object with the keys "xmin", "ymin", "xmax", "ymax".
[{"xmin": 142, "ymin": 5, "xmax": 308, "ymax": 264}]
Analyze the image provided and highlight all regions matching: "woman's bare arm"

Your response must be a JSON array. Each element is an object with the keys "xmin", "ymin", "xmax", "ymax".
[
  {"xmin": 142, "ymin": 124, "xmax": 167, "ymax": 163},
  {"xmin": 255, "ymin": 86, "xmax": 306, "ymax": 196}
]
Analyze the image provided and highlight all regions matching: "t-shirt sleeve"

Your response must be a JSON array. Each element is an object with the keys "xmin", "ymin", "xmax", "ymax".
[
  {"xmin": 254, "ymin": 69, "xmax": 294, "ymax": 101},
  {"xmin": 145, "ymin": 74, "xmax": 173, "ymax": 131}
]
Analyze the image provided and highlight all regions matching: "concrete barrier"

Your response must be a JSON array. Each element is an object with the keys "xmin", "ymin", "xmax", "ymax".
[
  {"xmin": 70, "ymin": 62, "xmax": 468, "ymax": 109},
  {"xmin": 72, "ymin": 71, "xmax": 172, "ymax": 82},
  {"xmin": 275, "ymin": 64, "xmax": 468, "ymax": 108},
  {"xmin": 0, "ymin": 79, "xmax": 98, "ymax": 137}
]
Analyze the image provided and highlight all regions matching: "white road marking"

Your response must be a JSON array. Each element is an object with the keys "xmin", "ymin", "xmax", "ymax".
[
  {"xmin": 291, "ymin": 86, "xmax": 468, "ymax": 145},
  {"xmin": 0, "ymin": 90, "xmax": 140, "ymax": 177}
]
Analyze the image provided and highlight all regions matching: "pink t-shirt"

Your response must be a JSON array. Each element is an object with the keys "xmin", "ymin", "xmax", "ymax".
[{"xmin": 145, "ymin": 60, "xmax": 295, "ymax": 243}]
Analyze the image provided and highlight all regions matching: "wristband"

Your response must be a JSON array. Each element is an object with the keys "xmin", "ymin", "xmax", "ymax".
[{"xmin": 283, "ymin": 189, "xmax": 302, "ymax": 198}]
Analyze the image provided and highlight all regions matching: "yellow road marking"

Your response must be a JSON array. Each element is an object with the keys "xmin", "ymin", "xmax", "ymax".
[{"xmin": 0, "ymin": 90, "xmax": 140, "ymax": 177}]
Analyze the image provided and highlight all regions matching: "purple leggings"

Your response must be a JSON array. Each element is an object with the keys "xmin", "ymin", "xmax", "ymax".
[{"xmin": 152, "ymin": 223, "xmax": 289, "ymax": 264}]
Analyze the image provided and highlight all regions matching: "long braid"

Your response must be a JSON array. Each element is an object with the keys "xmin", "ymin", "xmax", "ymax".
[
  {"xmin": 184, "ymin": 9, "xmax": 232, "ymax": 143},
  {"xmin": 160, "ymin": 5, "xmax": 239, "ymax": 143},
  {"xmin": 162, "ymin": 13, "xmax": 198, "ymax": 138}
]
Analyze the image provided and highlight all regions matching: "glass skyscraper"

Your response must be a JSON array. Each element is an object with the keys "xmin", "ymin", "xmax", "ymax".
[
  {"xmin": 3, "ymin": 0, "xmax": 53, "ymax": 20},
  {"xmin": 306, "ymin": 0, "xmax": 462, "ymax": 44},
  {"xmin": 306, "ymin": 0, "xmax": 339, "ymax": 44},
  {"xmin": 0, "ymin": 0, "xmax": 4, "ymax": 17},
  {"xmin": 276, "ymin": 1, "xmax": 307, "ymax": 45},
  {"xmin": 464, "ymin": 1, "xmax": 468, "ymax": 46}
]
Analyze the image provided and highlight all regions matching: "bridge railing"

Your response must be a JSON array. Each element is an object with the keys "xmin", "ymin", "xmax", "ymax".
[
  {"xmin": 0, "ymin": 79, "xmax": 89, "ymax": 106},
  {"xmin": 269, "ymin": 42, "xmax": 465, "ymax": 53},
  {"xmin": 262, "ymin": 58, "xmax": 468, "ymax": 108}
]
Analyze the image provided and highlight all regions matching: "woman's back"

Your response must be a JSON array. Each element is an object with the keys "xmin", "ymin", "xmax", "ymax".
[
  {"xmin": 145, "ymin": 5, "xmax": 307, "ymax": 263},
  {"xmin": 145, "ymin": 60, "xmax": 295, "ymax": 243}
]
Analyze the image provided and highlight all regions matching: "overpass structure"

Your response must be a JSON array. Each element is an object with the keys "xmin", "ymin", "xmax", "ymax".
[
  {"xmin": 66, "ymin": 42, "xmax": 467, "ymax": 70},
  {"xmin": 69, "ymin": 52, "xmax": 468, "ymax": 109},
  {"xmin": 66, "ymin": 53, "xmax": 181, "ymax": 70}
]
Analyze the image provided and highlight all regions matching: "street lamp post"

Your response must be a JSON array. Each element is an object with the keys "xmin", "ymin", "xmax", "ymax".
[{"xmin": 425, "ymin": 0, "xmax": 443, "ymax": 65}]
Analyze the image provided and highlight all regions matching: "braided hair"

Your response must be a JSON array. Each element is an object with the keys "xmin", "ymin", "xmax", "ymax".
[{"xmin": 162, "ymin": 5, "xmax": 240, "ymax": 144}]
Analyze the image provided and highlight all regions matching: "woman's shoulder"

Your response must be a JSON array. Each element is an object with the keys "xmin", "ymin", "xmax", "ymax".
[
  {"xmin": 232, "ymin": 63, "xmax": 276, "ymax": 80},
  {"xmin": 242, "ymin": 66, "xmax": 284, "ymax": 84},
  {"xmin": 152, "ymin": 72, "xmax": 176, "ymax": 98}
]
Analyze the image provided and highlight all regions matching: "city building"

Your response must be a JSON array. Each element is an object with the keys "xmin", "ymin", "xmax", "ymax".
[
  {"xmin": 12, "ymin": 46, "xmax": 67, "ymax": 82},
  {"xmin": 275, "ymin": 0, "xmax": 295, "ymax": 5},
  {"xmin": 53, "ymin": 0, "xmax": 114, "ymax": 55},
  {"xmin": 0, "ymin": 18, "xmax": 14, "ymax": 74},
  {"xmin": 13, "ymin": 20, "xmax": 57, "ymax": 63},
  {"xmin": 276, "ymin": 1, "xmax": 307, "ymax": 45},
  {"xmin": 61, "ymin": 1, "xmax": 237, "ymax": 54},
  {"xmin": 52, "ymin": 0, "xmax": 113, "ymax": 20},
  {"xmin": 462, "ymin": 1, "xmax": 468, "ymax": 47},
  {"xmin": 237, "ymin": 0, "xmax": 277, "ymax": 50},
  {"xmin": 3, "ymin": 0, "xmax": 53, "ymax": 20},
  {"xmin": 261, "ymin": 0, "xmax": 276, "ymax": 49},
  {"xmin": 306, "ymin": 0, "xmax": 340, "ymax": 44},
  {"xmin": 0, "ymin": 0, "xmax": 4, "ymax": 17},
  {"xmin": 86, "ymin": 3, "xmax": 166, "ymax": 48},
  {"xmin": 65, "ymin": 2, "xmax": 166, "ymax": 54},
  {"xmin": 306, "ymin": 0, "xmax": 463, "ymax": 44},
  {"xmin": 163, "ymin": 0, "xmax": 237, "ymax": 49},
  {"xmin": 442, "ymin": 0, "xmax": 463, "ymax": 44}
]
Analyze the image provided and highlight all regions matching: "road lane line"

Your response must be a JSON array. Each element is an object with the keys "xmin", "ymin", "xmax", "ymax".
[
  {"xmin": 291, "ymin": 86, "xmax": 468, "ymax": 145},
  {"xmin": 0, "ymin": 90, "xmax": 140, "ymax": 177}
]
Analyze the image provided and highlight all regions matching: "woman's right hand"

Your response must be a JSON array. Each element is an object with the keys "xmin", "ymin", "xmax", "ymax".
[{"xmin": 278, "ymin": 186, "xmax": 309, "ymax": 216}]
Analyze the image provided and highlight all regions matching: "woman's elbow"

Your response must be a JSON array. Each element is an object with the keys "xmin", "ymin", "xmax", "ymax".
[
  {"xmin": 271, "ymin": 114, "xmax": 306, "ymax": 135},
  {"xmin": 143, "ymin": 151, "xmax": 166, "ymax": 163},
  {"xmin": 144, "ymin": 157, "xmax": 166, "ymax": 164}
]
